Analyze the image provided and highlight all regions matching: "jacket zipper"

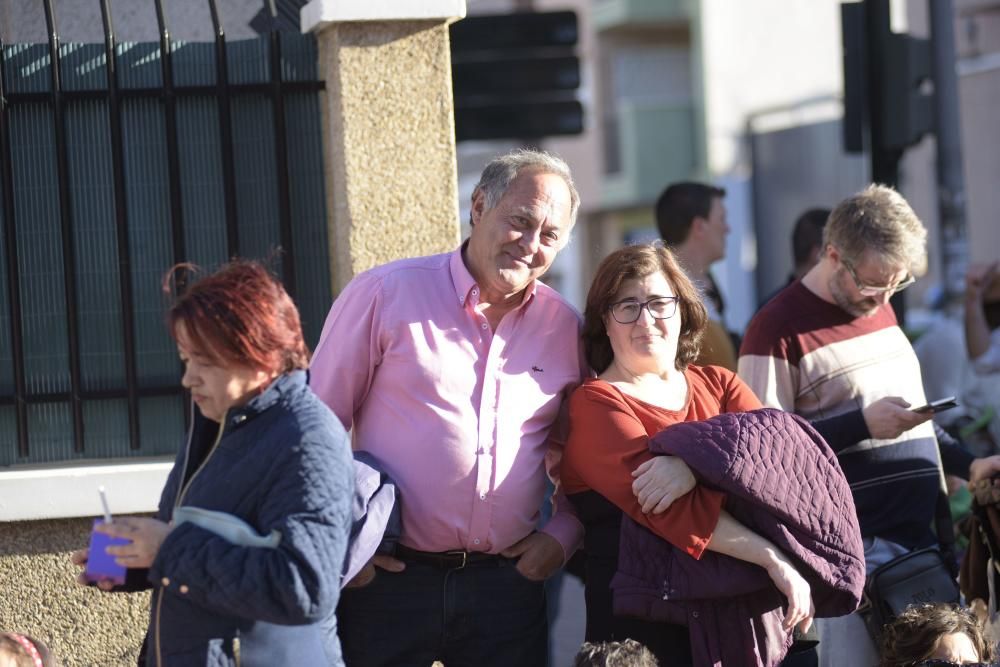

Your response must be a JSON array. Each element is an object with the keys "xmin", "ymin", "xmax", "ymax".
[
  {"xmin": 233, "ymin": 632, "xmax": 241, "ymax": 667},
  {"xmin": 155, "ymin": 403, "xmax": 229, "ymax": 667}
]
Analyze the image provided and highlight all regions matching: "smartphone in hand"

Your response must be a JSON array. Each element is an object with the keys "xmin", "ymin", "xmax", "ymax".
[{"xmin": 911, "ymin": 396, "xmax": 959, "ymax": 414}]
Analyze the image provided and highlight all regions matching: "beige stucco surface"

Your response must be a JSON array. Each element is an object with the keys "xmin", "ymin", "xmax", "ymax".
[
  {"xmin": 0, "ymin": 518, "xmax": 149, "ymax": 666},
  {"xmin": 317, "ymin": 20, "xmax": 461, "ymax": 293}
]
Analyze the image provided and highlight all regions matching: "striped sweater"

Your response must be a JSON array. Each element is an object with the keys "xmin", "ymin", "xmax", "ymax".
[{"xmin": 738, "ymin": 281, "xmax": 967, "ymax": 549}]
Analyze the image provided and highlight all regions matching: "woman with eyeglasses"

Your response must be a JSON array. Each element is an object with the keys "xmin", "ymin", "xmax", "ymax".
[
  {"xmin": 562, "ymin": 243, "xmax": 820, "ymax": 665},
  {"xmin": 879, "ymin": 603, "xmax": 997, "ymax": 667}
]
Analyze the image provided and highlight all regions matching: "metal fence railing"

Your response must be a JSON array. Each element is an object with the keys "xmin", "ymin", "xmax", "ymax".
[{"xmin": 0, "ymin": 1, "xmax": 330, "ymax": 466}]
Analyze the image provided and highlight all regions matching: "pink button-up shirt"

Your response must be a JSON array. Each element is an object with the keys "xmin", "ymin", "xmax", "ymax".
[{"xmin": 310, "ymin": 247, "xmax": 585, "ymax": 557}]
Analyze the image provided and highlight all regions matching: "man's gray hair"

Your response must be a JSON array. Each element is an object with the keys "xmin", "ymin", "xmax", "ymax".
[
  {"xmin": 472, "ymin": 148, "xmax": 580, "ymax": 223},
  {"xmin": 824, "ymin": 184, "xmax": 928, "ymax": 276}
]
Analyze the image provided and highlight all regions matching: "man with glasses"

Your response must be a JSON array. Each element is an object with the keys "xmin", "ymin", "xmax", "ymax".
[{"xmin": 738, "ymin": 185, "xmax": 1000, "ymax": 665}]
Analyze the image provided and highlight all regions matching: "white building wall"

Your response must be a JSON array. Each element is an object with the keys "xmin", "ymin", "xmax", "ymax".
[{"xmin": 698, "ymin": 0, "xmax": 847, "ymax": 332}]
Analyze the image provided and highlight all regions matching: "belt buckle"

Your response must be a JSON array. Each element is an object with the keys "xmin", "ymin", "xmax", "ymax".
[{"xmin": 445, "ymin": 550, "xmax": 468, "ymax": 569}]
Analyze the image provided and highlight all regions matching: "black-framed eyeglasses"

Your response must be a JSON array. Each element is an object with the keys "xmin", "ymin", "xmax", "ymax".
[
  {"xmin": 608, "ymin": 296, "xmax": 680, "ymax": 324},
  {"xmin": 912, "ymin": 660, "xmax": 995, "ymax": 667},
  {"xmin": 842, "ymin": 259, "xmax": 916, "ymax": 297}
]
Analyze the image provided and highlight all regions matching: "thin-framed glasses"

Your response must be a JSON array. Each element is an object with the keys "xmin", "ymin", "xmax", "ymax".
[
  {"xmin": 608, "ymin": 296, "xmax": 680, "ymax": 324},
  {"xmin": 842, "ymin": 259, "xmax": 916, "ymax": 297}
]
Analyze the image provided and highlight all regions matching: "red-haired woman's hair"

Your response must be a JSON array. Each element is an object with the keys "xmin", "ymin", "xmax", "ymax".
[{"xmin": 164, "ymin": 260, "xmax": 310, "ymax": 375}]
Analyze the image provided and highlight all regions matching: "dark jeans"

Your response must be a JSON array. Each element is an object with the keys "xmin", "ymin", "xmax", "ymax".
[{"xmin": 338, "ymin": 557, "xmax": 548, "ymax": 667}]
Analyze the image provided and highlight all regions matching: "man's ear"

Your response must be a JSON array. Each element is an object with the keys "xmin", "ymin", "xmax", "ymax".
[
  {"xmin": 470, "ymin": 187, "xmax": 485, "ymax": 227},
  {"xmin": 690, "ymin": 216, "xmax": 708, "ymax": 239}
]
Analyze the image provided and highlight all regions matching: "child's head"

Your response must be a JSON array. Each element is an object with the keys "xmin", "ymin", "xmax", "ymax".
[
  {"xmin": 574, "ymin": 639, "xmax": 658, "ymax": 667},
  {"xmin": 0, "ymin": 633, "xmax": 56, "ymax": 667},
  {"xmin": 880, "ymin": 603, "xmax": 996, "ymax": 666}
]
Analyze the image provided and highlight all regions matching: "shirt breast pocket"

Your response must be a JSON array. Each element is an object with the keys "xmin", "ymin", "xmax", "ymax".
[{"xmin": 498, "ymin": 370, "xmax": 576, "ymax": 442}]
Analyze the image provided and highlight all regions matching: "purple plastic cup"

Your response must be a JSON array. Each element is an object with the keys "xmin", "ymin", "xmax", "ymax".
[{"xmin": 84, "ymin": 518, "xmax": 129, "ymax": 585}]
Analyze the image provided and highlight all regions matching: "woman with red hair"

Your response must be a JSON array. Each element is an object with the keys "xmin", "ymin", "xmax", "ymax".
[{"xmin": 72, "ymin": 260, "xmax": 354, "ymax": 667}]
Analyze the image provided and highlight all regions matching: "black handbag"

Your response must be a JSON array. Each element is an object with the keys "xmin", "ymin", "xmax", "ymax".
[{"xmin": 860, "ymin": 492, "xmax": 961, "ymax": 642}]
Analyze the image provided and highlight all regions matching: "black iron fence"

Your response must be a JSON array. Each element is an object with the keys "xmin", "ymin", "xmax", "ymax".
[{"xmin": 0, "ymin": 1, "xmax": 330, "ymax": 466}]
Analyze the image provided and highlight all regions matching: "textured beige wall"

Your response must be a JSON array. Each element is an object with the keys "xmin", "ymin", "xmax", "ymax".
[
  {"xmin": 317, "ymin": 20, "xmax": 461, "ymax": 293},
  {"xmin": 0, "ymin": 518, "xmax": 149, "ymax": 667}
]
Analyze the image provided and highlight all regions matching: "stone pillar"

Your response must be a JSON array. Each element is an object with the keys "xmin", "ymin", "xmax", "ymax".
[{"xmin": 302, "ymin": 0, "xmax": 466, "ymax": 292}]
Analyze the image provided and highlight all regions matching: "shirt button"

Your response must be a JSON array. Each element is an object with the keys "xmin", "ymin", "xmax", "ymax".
[
  {"xmin": 473, "ymin": 538, "xmax": 481, "ymax": 545},
  {"xmin": 481, "ymin": 323, "xmax": 487, "ymax": 330},
  {"xmin": 480, "ymin": 493, "xmax": 486, "ymax": 500},
  {"xmin": 179, "ymin": 585, "xmax": 189, "ymax": 594},
  {"xmin": 161, "ymin": 577, "xmax": 170, "ymax": 587},
  {"xmin": 472, "ymin": 289, "xmax": 478, "ymax": 296},
  {"xmin": 692, "ymin": 611, "xmax": 699, "ymax": 619}
]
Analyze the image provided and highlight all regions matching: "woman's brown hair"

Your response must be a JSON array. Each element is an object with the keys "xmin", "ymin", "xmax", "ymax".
[
  {"xmin": 879, "ymin": 603, "xmax": 996, "ymax": 666},
  {"xmin": 582, "ymin": 243, "xmax": 707, "ymax": 374}
]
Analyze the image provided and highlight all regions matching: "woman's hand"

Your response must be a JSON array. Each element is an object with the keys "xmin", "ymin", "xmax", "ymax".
[
  {"xmin": 630, "ymin": 456, "xmax": 696, "ymax": 514},
  {"xmin": 70, "ymin": 547, "xmax": 119, "ymax": 591},
  {"xmin": 763, "ymin": 551, "xmax": 815, "ymax": 633},
  {"xmin": 97, "ymin": 517, "xmax": 172, "ymax": 569},
  {"xmin": 70, "ymin": 547, "xmax": 105, "ymax": 590}
]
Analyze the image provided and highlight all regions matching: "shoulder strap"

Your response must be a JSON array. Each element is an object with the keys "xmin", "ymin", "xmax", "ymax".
[{"xmin": 935, "ymin": 489, "xmax": 959, "ymax": 578}]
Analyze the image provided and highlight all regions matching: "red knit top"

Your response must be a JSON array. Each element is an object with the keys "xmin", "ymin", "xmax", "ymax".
[{"xmin": 562, "ymin": 365, "xmax": 762, "ymax": 558}]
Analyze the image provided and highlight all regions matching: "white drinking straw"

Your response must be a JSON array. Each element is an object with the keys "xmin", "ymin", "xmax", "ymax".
[{"xmin": 98, "ymin": 485, "xmax": 112, "ymax": 524}]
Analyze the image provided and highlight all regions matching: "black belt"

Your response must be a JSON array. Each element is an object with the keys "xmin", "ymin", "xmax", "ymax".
[{"xmin": 395, "ymin": 544, "xmax": 506, "ymax": 570}]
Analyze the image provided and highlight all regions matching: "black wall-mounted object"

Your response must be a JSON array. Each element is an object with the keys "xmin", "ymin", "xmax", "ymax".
[{"xmin": 450, "ymin": 11, "xmax": 584, "ymax": 142}]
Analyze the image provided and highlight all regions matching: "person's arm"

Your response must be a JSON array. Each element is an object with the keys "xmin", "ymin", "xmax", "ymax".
[
  {"xmin": 500, "ymin": 393, "xmax": 586, "ymax": 581},
  {"xmin": 149, "ymin": 430, "xmax": 355, "ymax": 624},
  {"xmin": 810, "ymin": 397, "xmax": 934, "ymax": 452},
  {"xmin": 935, "ymin": 422, "xmax": 976, "ymax": 479},
  {"xmin": 737, "ymin": 336, "xmax": 798, "ymax": 411},
  {"xmin": 707, "ymin": 511, "xmax": 814, "ymax": 632},
  {"xmin": 934, "ymin": 421, "xmax": 1000, "ymax": 485},
  {"xmin": 535, "ymin": 395, "xmax": 584, "ymax": 564},
  {"xmin": 309, "ymin": 271, "xmax": 386, "ymax": 430},
  {"xmin": 565, "ymin": 385, "xmax": 726, "ymax": 558},
  {"xmin": 965, "ymin": 262, "xmax": 998, "ymax": 362},
  {"xmin": 810, "ymin": 410, "xmax": 870, "ymax": 452}
]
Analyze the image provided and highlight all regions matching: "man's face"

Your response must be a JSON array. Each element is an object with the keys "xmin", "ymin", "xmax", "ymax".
[
  {"xmin": 828, "ymin": 249, "xmax": 911, "ymax": 318},
  {"xmin": 700, "ymin": 196, "xmax": 729, "ymax": 263},
  {"xmin": 465, "ymin": 169, "xmax": 574, "ymax": 299}
]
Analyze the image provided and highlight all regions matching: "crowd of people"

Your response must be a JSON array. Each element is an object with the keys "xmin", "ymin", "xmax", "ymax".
[{"xmin": 4, "ymin": 148, "xmax": 1000, "ymax": 667}]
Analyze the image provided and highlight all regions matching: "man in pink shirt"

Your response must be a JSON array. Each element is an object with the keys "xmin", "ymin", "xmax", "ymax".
[{"xmin": 310, "ymin": 149, "xmax": 587, "ymax": 667}]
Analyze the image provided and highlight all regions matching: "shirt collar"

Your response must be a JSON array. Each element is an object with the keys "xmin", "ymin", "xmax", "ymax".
[
  {"xmin": 449, "ymin": 242, "xmax": 539, "ymax": 309},
  {"xmin": 229, "ymin": 370, "xmax": 304, "ymax": 422}
]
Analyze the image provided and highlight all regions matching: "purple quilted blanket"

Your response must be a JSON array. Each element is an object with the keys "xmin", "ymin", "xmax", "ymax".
[{"xmin": 612, "ymin": 408, "xmax": 865, "ymax": 666}]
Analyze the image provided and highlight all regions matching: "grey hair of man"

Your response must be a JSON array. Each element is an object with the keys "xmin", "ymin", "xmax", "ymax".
[
  {"xmin": 823, "ymin": 183, "xmax": 928, "ymax": 277},
  {"xmin": 470, "ymin": 148, "xmax": 581, "ymax": 226}
]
